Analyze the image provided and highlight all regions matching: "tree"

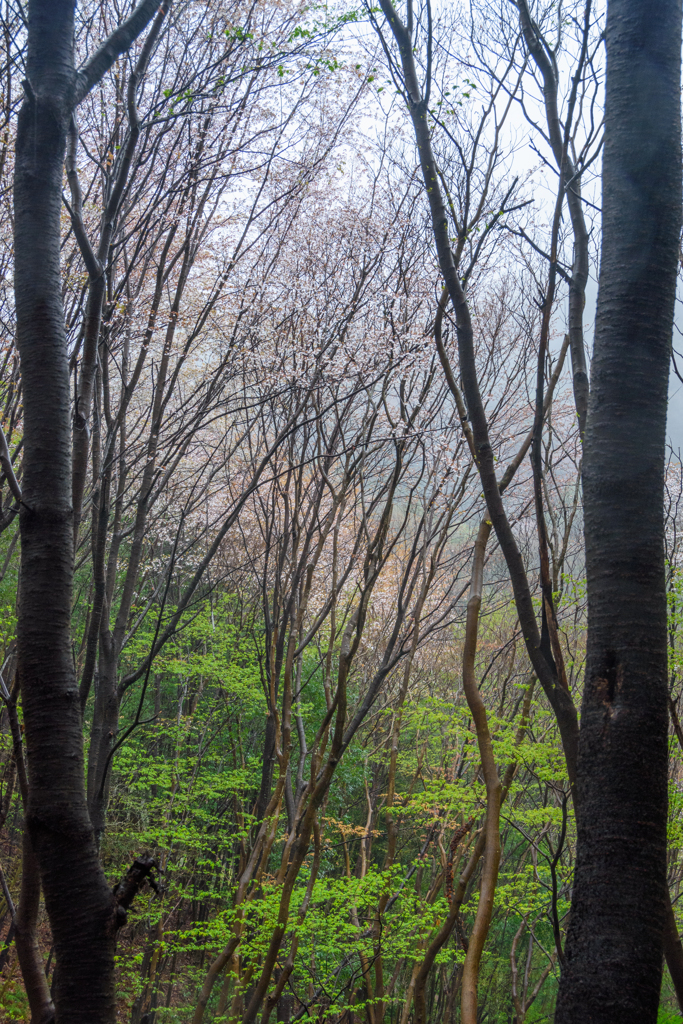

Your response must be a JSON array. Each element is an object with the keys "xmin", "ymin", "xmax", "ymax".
[
  {"xmin": 12, "ymin": 2, "xmax": 172, "ymax": 1021},
  {"xmin": 556, "ymin": 1, "xmax": 682, "ymax": 1019},
  {"xmin": 370, "ymin": 1, "xmax": 683, "ymax": 1020}
]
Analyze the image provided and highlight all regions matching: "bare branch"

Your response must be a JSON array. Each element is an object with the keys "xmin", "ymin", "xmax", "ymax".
[{"xmin": 73, "ymin": 0, "xmax": 163, "ymax": 106}]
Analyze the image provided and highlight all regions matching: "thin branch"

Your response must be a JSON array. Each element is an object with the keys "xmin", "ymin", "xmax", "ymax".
[{"xmin": 74, "ymin": 0, "xmax": 162, "ymax": 106}]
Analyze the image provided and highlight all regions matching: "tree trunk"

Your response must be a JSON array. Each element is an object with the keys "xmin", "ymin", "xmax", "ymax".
[
  {"xmin": 556, "ymin": 1, "xmax": 682, "ymax": 1020},
  {"xmin": 664, "ymin": 893, "xmax": 683, "ymax": 1012},
  {"xmin": 13, "ymin": 2, "xmax": 162, "ymax": 1020},
  {"xmin": 15, "ymin": 830, "xmax": 54, "ymax": 1024},
  {"xmin": 5, "ymin": 675, "xmax": 55, "ymax": 1024},
  {"xmin": 256, "ymin": 714, "xmax": 278, "ymax": 823},
  {"xmin": 458, "ymin": 521, "xmax": 501, "ymax": 1024},
  {"xmin": 14, "ymin": 4, "xmax": 119, "ymax": 1021},
  {"xmin": 87, "ymin": 635, "xmax": 120, "ymax": 843}
]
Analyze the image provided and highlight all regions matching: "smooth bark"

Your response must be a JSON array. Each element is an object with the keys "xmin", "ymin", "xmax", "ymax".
[
  {"xmin": 556, "ymin": 0, "xmax": 682, "ymax": 1019},
  {"xmin": 12, "ymin": 2, "xmax": 163, "ymax": 1020},
  {"xmin": 458, "ymin": 519, "xmax": 501, "ymax": 1024}
]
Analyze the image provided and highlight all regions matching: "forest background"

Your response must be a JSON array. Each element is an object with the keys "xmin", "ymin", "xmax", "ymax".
[{"xmin": 0, "ymin": 0, "xmax": 681, "ymax": 1022}]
